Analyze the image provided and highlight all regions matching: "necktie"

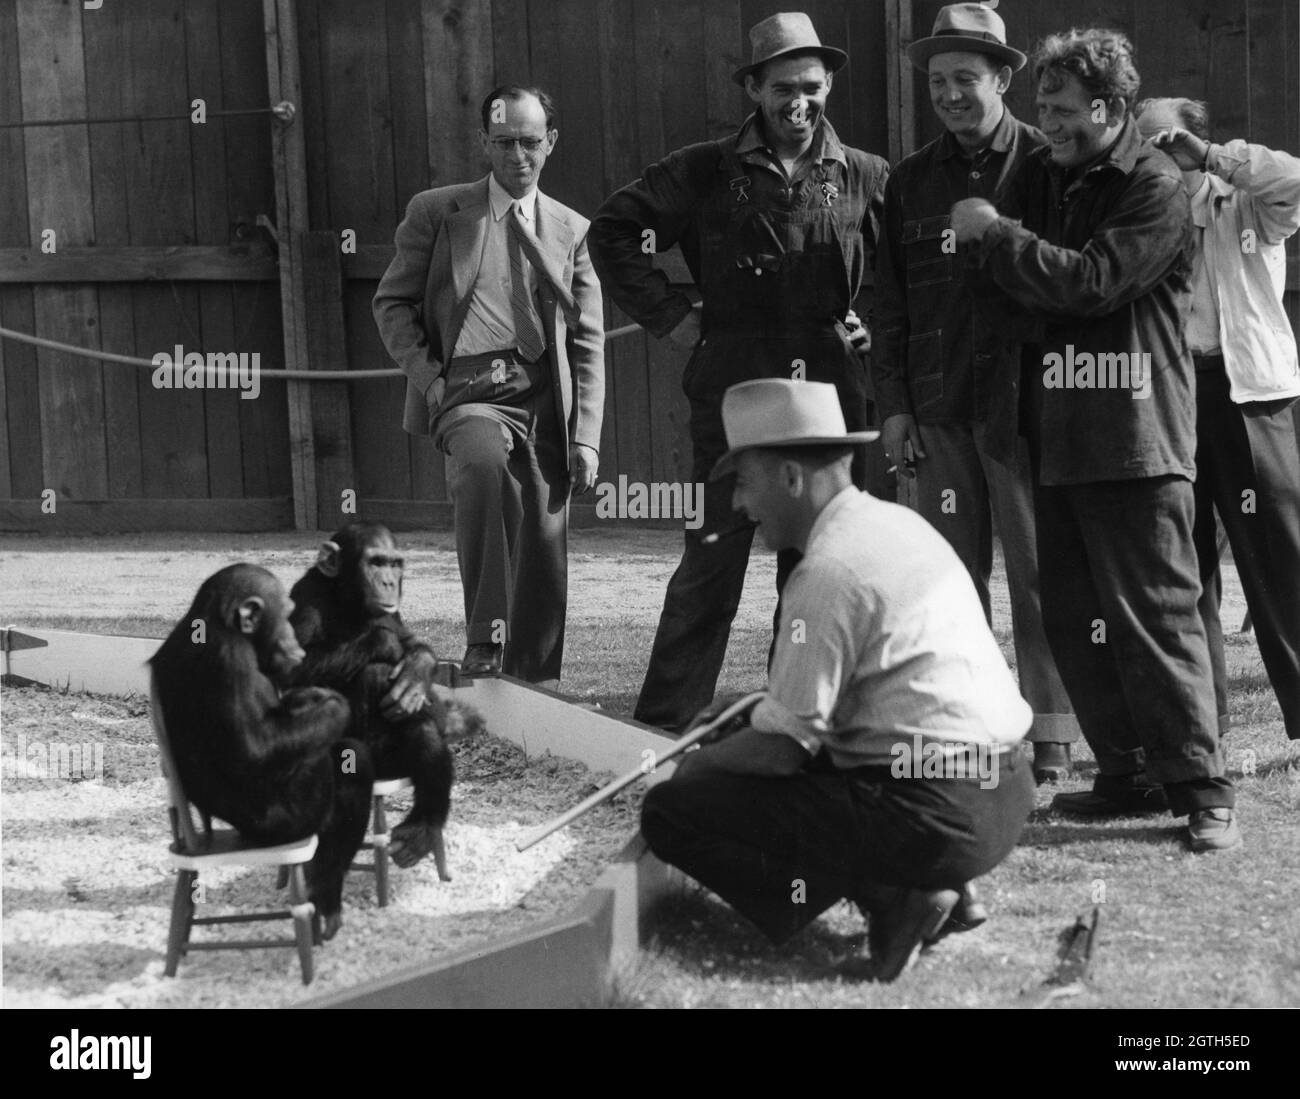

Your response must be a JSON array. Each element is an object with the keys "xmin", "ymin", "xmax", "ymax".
[
  {"xmin": 506, "ymin": 202, "xmax": 547, "ymax": 362},
  {"xmin": 507, "ymin": 202, "xmax": 583, "ymax": 327}
]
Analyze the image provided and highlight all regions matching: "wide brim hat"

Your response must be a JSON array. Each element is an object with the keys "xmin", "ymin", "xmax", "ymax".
[
  {"xmin": 907, "ymin": 1, "xmax": 1027, "ymax": 73},
  {"xmin": 709, "ymin": 379, "xmax": 878, "ymax": 480},
  {"xmin": 733, "ymin": 11, "xmax": 848, "ymax": 86}
]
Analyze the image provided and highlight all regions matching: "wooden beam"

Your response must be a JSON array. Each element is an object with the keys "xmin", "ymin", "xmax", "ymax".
[
  {"xmin": 0, "ymin": 245, "xmax": 278, "ymax": 283},
  {"xmin": 885, "ymin": 0, "xmax": 915, "ymax": 164},
  {"xmin": 264, "ymin": 0, "xmax": 317, "ymax": 531},
  {"xmin": 301, "ymin": 230, "xmax": 356, "ymax": 523},
  {"xmin": 0, "ymin": 497, "xmax": 293, "ymax": 532}
]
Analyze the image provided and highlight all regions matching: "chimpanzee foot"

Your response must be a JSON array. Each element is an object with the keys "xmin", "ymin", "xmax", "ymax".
[
  {"xmin": 390, "ymin": 820, "xmax": 441, "ymax": 870},
  {"xmin": 319, "ymin": 911, "xmax": 343, "ymax": 941}
]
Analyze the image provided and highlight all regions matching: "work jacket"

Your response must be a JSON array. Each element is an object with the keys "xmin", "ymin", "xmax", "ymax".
[
  {"xmin": 970, "ymin": 118, "xmax": 1197, "ymax": 486},
  {"xmin": 589, "ymin": 115, "xmax": 887, "ymax": 398},
  {"xmin": 873, "ymin": 109, "xmax": 1044, "ymax": 425},
  {"xmin": 1197, "ymin": 139, "xmax": 1300, "ymax": 403}
]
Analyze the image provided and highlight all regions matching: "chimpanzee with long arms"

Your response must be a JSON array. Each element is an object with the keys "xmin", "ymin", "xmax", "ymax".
[{"xmin": 289, "ymin": 521, "xmax": 484, "ymax": 879}]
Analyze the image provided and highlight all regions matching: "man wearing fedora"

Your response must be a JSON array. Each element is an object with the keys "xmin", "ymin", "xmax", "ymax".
[
  {"xmin": 952, "ymin": 29, "xmax": 1239, "ymax": 851},
  {"xmin": 640, "ymin": 379, "xmax": 1035, "ymax": 981},
  {"xmin": 873, "ymin": 1, "xmax": 1078, "ymax": 785},
  {"xmin": 589, "ymin": 12, "xmax": 888, "ymax": 734}
]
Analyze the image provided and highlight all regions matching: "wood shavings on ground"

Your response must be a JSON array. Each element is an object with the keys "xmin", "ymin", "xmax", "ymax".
[{"xmin": 1, "ymin": 686, "xmax": 644, "ymax": 1008}]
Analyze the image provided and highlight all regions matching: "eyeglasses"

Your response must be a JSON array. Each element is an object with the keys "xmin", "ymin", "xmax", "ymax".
[{"xmin": 488, "ymin": 136, "xmax": 548, "ymax": 153}]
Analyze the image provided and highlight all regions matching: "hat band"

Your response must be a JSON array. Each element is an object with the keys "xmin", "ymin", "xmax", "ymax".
[{"xmin": 932, "ymin": 28, "xmax": 1006, "ymax": 46}]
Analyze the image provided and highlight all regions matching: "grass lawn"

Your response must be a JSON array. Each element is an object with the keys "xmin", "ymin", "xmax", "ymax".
[{"xmin": 2, "ymin": 526, "xmax": 1297, "ymax": 1010}]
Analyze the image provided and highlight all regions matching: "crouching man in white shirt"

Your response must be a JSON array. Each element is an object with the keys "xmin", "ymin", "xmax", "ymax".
[{"xmin": 640, "ymin": 379, "xmax": 1035, "ymax": 981}]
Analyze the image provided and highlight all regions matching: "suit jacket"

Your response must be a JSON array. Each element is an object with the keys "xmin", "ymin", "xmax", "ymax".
[{"xmin": 373, "ymin": 176, "xmax": 605, "ymax": 459}]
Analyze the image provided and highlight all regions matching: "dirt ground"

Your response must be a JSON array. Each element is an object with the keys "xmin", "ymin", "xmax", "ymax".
[{"xmin": 1, "ymin": 684, "xmax": 643, "ymax": 1008}]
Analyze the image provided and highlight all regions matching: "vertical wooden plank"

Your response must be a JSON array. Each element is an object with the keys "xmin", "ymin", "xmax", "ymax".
[
  {"xmin": 0, "ymin": 309, "xmax": 11, "ymax": 497},
  {"xmin": 844, "ymin": 0, "xmax": 891, "ymax": 157},
  {"xmin": 0, "ymin": 286, "xmax": 41, "ymax": 498},
  {"xmin": 0, "ymin": 0, "xmax": 37, "ymax": 500},
  {"xmin": 301, "ymin": 230, "xmax": 356, "ymax": 521},
  {"xmin": 17, "ymin": 0, "xmax": 108, "ymax": 501},
  {"xmin": 117, "ymin": 0, "xmax": 207, "ymax": 500},
  {"xmin": 491, "ymin": 0, "xmax": 531, "ymax": 84},
  {"xmin": 424, "ymin": 0, "xmax": 494, "ymax": 188},
  {"xmin": 593, "ymin": 0, "xmax": 648, "ymax": 483},
  {"xmin": 220, "ymin": 0, "xmax": 288, "ymax": 501},
  {"xmin": 702, "ymin": 0, "xmax": 744, "ymax": 140},
  {"xmin": 635, "ymin": 0, "xmax": 701, "ymax": 484},
  {"xmin": 386, "ymin": 0, "xmax": 443, "ymax": 505},
  {"xmin": 186, "ymin": 0, "xmax": 242, "ymax": 499},
  {"xmin": 82, "ymin": 0, "xmax": 142, "ymax": 500},
  {"xmin": 297, "ymin": 0, "xmax": 331, "ymax": 231},
  {"xmin": 315, "ymin": 0, "xmax": 404, "ymax": 505},
  {"xmin": 265, "ymin": 0, "xmax": 317, "ymax": 528}
]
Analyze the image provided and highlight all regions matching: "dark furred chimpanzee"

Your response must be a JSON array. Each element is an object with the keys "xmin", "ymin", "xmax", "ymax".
[
  {"xmin": 289, "ymin": 521, "xmax": 484, "ymax": 879},
  {"xmin": 149, "ymin": 564, "xmax": 375, "ymax": 941}
]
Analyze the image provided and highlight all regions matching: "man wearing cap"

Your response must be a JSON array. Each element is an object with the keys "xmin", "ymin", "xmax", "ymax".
[
  {"xmin": 589, "ymin": 12, "xmax": 888, "ymax": 733},
  {"xmin": 373, "ymin": 84, "xmax": 604, "ymax": 685},
  {"xmin": 872, "ymin": 1, "xmax": 1079, "ymax": 784},
  {"xmin": 951, "ymin": 30, "xmax": 1239, "ymax": 851},
  {"xmin": 640, "ymin": 378, "xmax": 1035, "ymax": 981}
]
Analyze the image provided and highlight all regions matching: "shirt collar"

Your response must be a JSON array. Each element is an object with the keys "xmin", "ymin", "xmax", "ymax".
[
  {"xmin": 488, "ymin": 174, "xmax": 538, "ymax": 223},
  {"xmin": 736, "ymin": 112, "xmax": 848, "ymax": 168},
  {"xmin": 937, "ymin": 105, "xmax": 1017, "ymax": 161},
  {"xmin": 805, "ymin": 485, "xmax": 860, "ymax": 553}
]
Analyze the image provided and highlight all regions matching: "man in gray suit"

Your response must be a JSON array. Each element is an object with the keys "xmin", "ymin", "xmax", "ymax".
[{"xmin": 373, "ymin": 84, "xmax": 604, "ymax": 683}]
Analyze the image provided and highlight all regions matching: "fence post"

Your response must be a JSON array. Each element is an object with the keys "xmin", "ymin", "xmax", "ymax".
[{"xmin": 263, "ymin": 0, "xmax": 317, "ymax": 531}]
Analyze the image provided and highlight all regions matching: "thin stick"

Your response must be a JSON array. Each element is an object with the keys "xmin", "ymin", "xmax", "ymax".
[{"xmin": 514, "ymin": 692, "xmax": 765, "ymax": 852}]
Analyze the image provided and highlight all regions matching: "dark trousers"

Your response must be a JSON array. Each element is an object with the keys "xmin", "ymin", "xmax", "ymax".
[
  {"xmin": 911, "ymin": 421, "xmax": 1078, "ymax": 744},
  {"xmin": 439, "ymin": 373, "xmax": 568, "ymax": 683},
  {"xmin": 641, "ymin": 749, "xmax": 1035, "ymax": 945},
  {"xmin": 1193, "ymin": 365, "xmax": 1300, "ymax": 741},
  {"xmin": 1033, "ymin": 474, "xmax": 1232, "ymax": 814},
  {"xmin": 633, "ymin": 334, "xmax": 872, "ymax": 730}
]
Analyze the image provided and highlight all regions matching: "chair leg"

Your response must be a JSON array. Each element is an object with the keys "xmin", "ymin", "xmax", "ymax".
[
  {"xmin": 287, "ymin": 864, "xmax": 315, "ymax": 985},
  {"xmin": 372, "ymin": 794, "xmax": 390, "ymax": 907},
  {"xmin": 164, "ymin": 869, "xmax": 197, "ymax": 977}
]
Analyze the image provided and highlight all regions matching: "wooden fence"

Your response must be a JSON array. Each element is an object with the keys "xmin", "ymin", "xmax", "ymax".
[{"xmin": 0, "ymin": 0, "xmax": 1296, "ymax": 532}]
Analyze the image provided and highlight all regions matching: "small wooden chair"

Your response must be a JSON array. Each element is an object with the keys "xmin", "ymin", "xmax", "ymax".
[
  {"xmin": 351, "ymin": 777, "xmax": 413, "ymax": 906},
  {"xmin": 149, "ymin": 677, "xmax": 320, "ymax": 985}
]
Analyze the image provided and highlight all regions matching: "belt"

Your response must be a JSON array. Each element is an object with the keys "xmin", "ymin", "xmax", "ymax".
[
  {"xmin": 1192, "ymin": 351, "xmax": 1225, "ymax": 372},
  {"xmin": 448, "ymin": 348, "xmax": 545, "ymax": 370}
]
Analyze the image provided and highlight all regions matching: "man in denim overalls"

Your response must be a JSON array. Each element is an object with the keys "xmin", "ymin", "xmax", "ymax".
[{"xmin": 590, "ymin": 12, "xmax": 888, "ymax": 732}]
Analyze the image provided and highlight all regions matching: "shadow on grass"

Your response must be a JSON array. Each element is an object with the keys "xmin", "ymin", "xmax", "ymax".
[{"xmin": 637, "ymin": 888, "xmax": 860, "ymax": 984}]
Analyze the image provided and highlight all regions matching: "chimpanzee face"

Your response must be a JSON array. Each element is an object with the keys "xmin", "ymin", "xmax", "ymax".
[
  {"xmin": 360, "ymin": 535, "xmax": 404, "ymax": 616},
  {"xmin": 230, "ymin": 571, "xmax": 305, "ymax": 686}
]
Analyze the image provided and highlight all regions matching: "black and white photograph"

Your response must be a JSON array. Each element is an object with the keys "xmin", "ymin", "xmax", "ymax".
[{"xmin": 0, "ymin": 0, "xmax": 1295, "ymax": 1058}]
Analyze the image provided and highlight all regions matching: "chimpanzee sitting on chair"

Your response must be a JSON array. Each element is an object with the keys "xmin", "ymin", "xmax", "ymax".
[
  {"xmin": 150, "ymin": 564, "xmax": 375, "ymax": 940},
  {"xmin": 289, "ymin": 521, "xmax": 484, "ymax": 879}
]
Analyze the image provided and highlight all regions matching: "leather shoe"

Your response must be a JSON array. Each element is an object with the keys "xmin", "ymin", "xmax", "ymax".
[
  {"xmin": 460, "ymin": 643, "xmax": 502, "ymax": 677},
  {"xmin": 1033, "ymin": 741, "xmax": 1072, "ymax": 784},
  {"xmin": 1187, "ymin": 808, "xmax": 1241, "ymax": 852},
  {"xmin": 1052, "ymin": 774, "xmax": 1169, "ymax": 817},
  {"xmin": 923, "ymin": 881, "xmax": 988, "ymax": 945},
  {"xmin": 841, "ymin": 885, "xmax": 960, "ymax": 982}
]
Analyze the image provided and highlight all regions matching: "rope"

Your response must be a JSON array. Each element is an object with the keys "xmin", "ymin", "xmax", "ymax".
[
  {"xmin": 0, "ymin": 104, "xmax": 295, "ymax": 130},
  {"xmin": 0, "ymin": 319, "xmax": 647, "ymax": 382}
]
